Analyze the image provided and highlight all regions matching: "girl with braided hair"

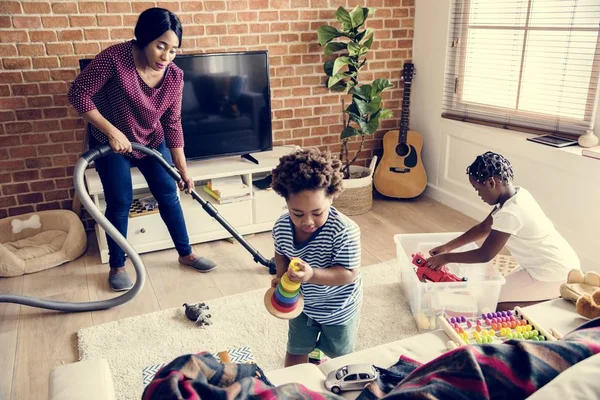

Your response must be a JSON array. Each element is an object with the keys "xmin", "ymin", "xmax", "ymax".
[{"xmin": 426, "ymin": 151, "xmax": 580, "ymax": 308}]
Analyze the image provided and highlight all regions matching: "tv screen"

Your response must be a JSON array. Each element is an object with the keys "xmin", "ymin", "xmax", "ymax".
[
  {"xmin": 174, "ymin": 51, "xmax": 272, "ymax": 161},
  {"xmin": 79, "ymin": 50, "xmax": 273, "ymax": 161}
]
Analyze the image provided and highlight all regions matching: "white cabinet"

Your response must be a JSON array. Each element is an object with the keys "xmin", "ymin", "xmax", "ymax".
[{"xmin": 85, "ymin": 146, "xmax": 294, "ymax": 263}]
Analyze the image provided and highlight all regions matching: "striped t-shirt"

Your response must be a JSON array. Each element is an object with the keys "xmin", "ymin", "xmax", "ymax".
[{"xmin": 272, "ymin": 206, "xmax": 362, "ymax": 325}]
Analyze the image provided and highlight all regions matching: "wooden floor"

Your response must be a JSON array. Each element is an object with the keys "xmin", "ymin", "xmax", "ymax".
[{"xmin": 0, "ymin": 195, "xmax": 477, "ymax": 400}]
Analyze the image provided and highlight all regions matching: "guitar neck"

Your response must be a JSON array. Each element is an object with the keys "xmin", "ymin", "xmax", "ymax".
[{"xmin": 399, "ymin": 81, "xmax": 411, "ymax": 144}]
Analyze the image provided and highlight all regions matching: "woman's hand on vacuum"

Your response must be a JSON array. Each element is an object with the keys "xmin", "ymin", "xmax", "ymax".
[
  {"xmin": 107, "ymin": 130, "xmax": 132, "ymax": 154},
  {"xmin": 178, "ymin": 170, "xmax": 194, "ymax": 194}
]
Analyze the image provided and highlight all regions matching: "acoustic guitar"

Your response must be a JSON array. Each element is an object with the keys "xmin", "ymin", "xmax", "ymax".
[{"xmin": 374, "ymin": 63, "xmax": 427, "ymax": 199}]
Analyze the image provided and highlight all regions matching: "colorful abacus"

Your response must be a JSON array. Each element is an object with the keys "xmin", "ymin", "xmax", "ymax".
[
  {"xmin": 264, "ymin": 259, "xmax": 305, "ymax": 319},
  {"xmin": 439, "ymin": 307, "xmax": 557, "ymax": 348}
]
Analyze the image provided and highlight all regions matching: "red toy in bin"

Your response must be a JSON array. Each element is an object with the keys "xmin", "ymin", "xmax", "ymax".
[{"xmin": 411, "ymin": 252, "xmax": 467, "ymax": 283}]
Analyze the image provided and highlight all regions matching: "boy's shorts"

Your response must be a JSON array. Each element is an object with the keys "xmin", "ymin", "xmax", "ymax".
[{"xmin": 287, "ymin": 311, "xmax": 361, "ymax": 358}]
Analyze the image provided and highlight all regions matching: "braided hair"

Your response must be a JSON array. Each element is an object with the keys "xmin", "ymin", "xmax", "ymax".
[{"xmin": 466, "ymin": 152, "xmax": 514, "ymax": 184}]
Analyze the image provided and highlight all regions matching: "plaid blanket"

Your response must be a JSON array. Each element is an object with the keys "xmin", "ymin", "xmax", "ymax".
[{"xmin": 143, "ymin": 318, "xmax": 600, "ymax": 400}]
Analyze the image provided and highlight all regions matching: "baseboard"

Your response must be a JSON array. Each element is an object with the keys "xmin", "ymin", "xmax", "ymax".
[{"xmin": 424, "ymin": 183, "xmax": 489, "ymax": 221}]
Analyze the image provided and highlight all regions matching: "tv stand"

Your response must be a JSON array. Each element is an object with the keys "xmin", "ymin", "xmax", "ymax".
[
  {"xmin": 241, "ymin": 153, "xmax": 259, "ymax": 165},
  {"xmin": 84, "ymin": 146, "xmax": 297, "ymax": 264}
]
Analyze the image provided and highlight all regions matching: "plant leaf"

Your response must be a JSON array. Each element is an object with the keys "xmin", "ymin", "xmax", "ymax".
[
  {"xmin": 341, "ymin": 126, "xmax": 360, "ymax": 139},
  {"xmin": 371, "ymin": 78, "xmax": 394, "ymax": 96},
  {"xmin": 349, "ymin": 5, "xmax": 366, "ymax": 28},
  {"xmin": 318, "ymin": 26, "xmax": 342, "ymax": 45},
  {"xmin": 359, "ymin": 117, "xmax": 380, "ymax": 135},
  {"xmin": 323, "ymin": 60, "xmax": 335, "ymax": 76},
  {"xmin": 356, "ymin": 27, "xmax": 373, "ymax": 42},
  {"xmin": 347, "ymin": 42, "xmax": 362, "ymax": 56},
  {"xmin": 332, "ymin": 56, "xmax": 351, "ymax": 75},
  {"xmin": 324, "ymin": 42, "xmax": 347, "ymax": 56},
  {"xmin": 353, "ymin": 84, "xmax": 372, "ymax": 101},
  {"xmin": 346, "ymin": 103, "xmax": 361, "ymax": 120},
  {"xmin": 327, "ymin": 73, "xmax": 348, "ymax": 88},
  {"xmin": 335, "ymin": 7, "xmax": 353, "ymax": 31},
  {"xmin": 363, "ymin": 29, "xmax": 374, "ymax": 49},
  {"xmin": 330, "ymin": 81, "xmax": 348, "ymax": 92},
  {"xmin": 363, "ymin": 7, "xmax": 376, "ymax": 20},
  {"xmin": 378, "ymin": 108, "xmax": 394, "ymax": 120}
]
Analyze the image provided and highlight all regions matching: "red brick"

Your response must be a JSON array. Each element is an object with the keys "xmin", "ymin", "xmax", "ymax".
[
  {"xmin": 259, "ymin": 11, "xmax": 278, "ymax": 21},
  {"xmin": 0, "ymin": 30, "xmax": 28, "ymax": 43},
  {"xmin": 0, "ymin": 110, "xmax": 15, "ymax": 121},
  {"xmin": 219, "ymin": 36, "xmax": 240, "ymax": 46},
  {"xmin": 0, "ymin": 172, "xmax": 11, "ymax": 184},
  {"xmin": 0, "ymin": 85, "xmax": 9, "ymax": 96},
  {"xmin": 216, "ymin": 12, "xmax": 236, "ymax": 23},
  {"xmin": 16, "ymin": 109, "xmax": 42, "ymax": 120},
  {"xmin": 13, "ymin": 83, "xmax": 40, "ymax": 96},
  {"xmin": 27, "ymin": 96, "xmax": 52, "ymax": 108},
  {"xmin": 31, "ymin": 180, "xmax": 55, "ymax": 191},
  {"xmin": 50, "ymin": 131, "xmax": 74, "ymax": 142},
  {"xmin": 83, "ymin": 28, "xmax": 108, "ymax": 41},
  {"xmin": 0, "ymin": 158, "xmax": 26, "ymax": 172},
  {"xmin": 205, "ymin": 1, "xmax": 226, "ymax": 11},
  {"xmin": 195, "ymin": 37, "xmax": 219, "ymax": 48},
  {"xmin": 106, "ymin": 2, "xmax": 131, "ymax": 12},
  {"xmin": 41, "ymin": 15, "xmax": 68, "ymax": 28},
  {"xmin": 0, "ymin": 44, "xmax": 17, "ymax": 57},
  {"xmin": 61, "ymin": 199, "xmax": 73, "ymax": 209},
  {"xmin": 97, "ymin": 15, "xmax": 122, "ymax": 26},
  {"xmin": 131, "ymin": 2, "xmax": 154, "ymax": 12},
  {"xmin": 30, "ymin": 30, "xmax": 57, "ymax": 42},
  {"xmin": 110, "ymin": 28, "xmax": 133, "ymax": 40},
  {"xmin": 2, "ymin": 183, "xmax": 29, "ymax": 196},
  {"xmin": 0, "ymin": 16, "xmax": 9, "ymax": 28},
  {"xmin": 17, "ymin": 192, "xmax": 44, "ymax": 205},
  {"xmin": 0, "ymin": 71, "xmax": 23, "ymax": 84},
  {"xmin": 51, "ymin": 2, "xmax": 77, "ymax": 14},
  {"xmin": 5, "ymin": 122, "xmax": 31, "ymax": 135},
  {"xmin": 12, "ymin": 170, "xmax": 39, "ymax": 182},
  {"xmin": 16, "ymin": 44, "xmax": 43, "ymax": 57},
  {"xmin": 50, "ymin": 69, "xmax": 76, "ymax": 81},
  {"xmin": 40, "ymin": 167, "xmax": 65, "ymax": 179},
  {"xmin": 206, "ymin": 25, "xmax": 226, "ymax": 35},
  {"xmin": 8, "ymin": 205, "xmax": 35, "ymax": 216},
  {"xmin": 0, "ymin": 135, "xmax": 20, "ymax": 147},
  {"xmin": 240, "ymin": 36, "xmax": 259, "ymax": 46},
  {"xmin": 37, "ymin": 143, "xmax": 63, "ymax": 156},
  {"xmin": 59, "ymin": 55, "xmax": 81, "ymax": 68},
  {"xmin": 13, "ymin": 16, "xmax": 42, "ymax": 28},
  {"xmin": 281, "ymin": 34, "xmax": 299, "ymax": 42},
  {"xmin": 0, "ymin": 209, "xmax": 6, "ymax": 218},
  {"xmin": 45, "ymin": 189, "xmax": 69, "ymax": 201},
  {"xmin": 250, "ymin": 0, "xmax": 268, "ymax": 8},
  {"xmin": 39, "ymin": 82, "xmax": 67, "ymax": 95},
  {"xmin": 52, "ymin": 177, "xmax": 70, "ymax": 189},
  {"xmin": 0, "ymin": 195, "xmax": 17, "ymax": 208},
  {"xmin": 53, "ymin": 154, "xmax": 78, "ymax": 167},
  {"xmin": 79, "ymin": 1, "xmax": 106, "ymax": 13},
  {"xmin": 69, "ymin": 15, "xmax": 97, "ymax": 27},
  {"xmin": 0, "ymin": 1, "xmax": 22, "ymax": 13},
  {"xmin": 42, "ymin": 107, "xmax": 68, "ymax": 119},
  {"xmin": 23, "ymin": 2, "xmax": 51, "ymax": 13},
  {"xmin": 33, "ymin": 120, "xmax": 59, "ymax": 134},
  {"xmin": 157, "ymin": 1, "xmax": 179, "ymax": 11},
  {"xmin": 3, "ymin": 58, "xmax": 32, "ymax": 70},
  {"xmin": 60, "ymin": 118, "xmax": 84, "ymax": 130},
  {"xmin": 25, "ymin": 157, "xmax": 52, "ymax": 169},
  {"xmin": 9, "ymin": 146, "xmax": 37, "ymax": 158},
  {"xmin": 237, "ymin": 12, "xmax": 257, "ymax": 22},
  {"xmin": 46, "ymin": 43, "xmax": 73, "ymax": 55},
  {"xmin": 21, "ymin": 133, "xmax": 48, "ymax": 145},
  {"xmin": 36, "ymin": 201, "xmax": 61, "ymax": 211},
  {"xmin": 57, "ymin": 29, "xmax": 84, "ymax": 42}
]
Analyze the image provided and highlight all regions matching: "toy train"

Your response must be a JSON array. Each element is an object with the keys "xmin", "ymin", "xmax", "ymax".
[{"xmin": 411, "ymin": 252, "xmax": 467, "ymax": 283}]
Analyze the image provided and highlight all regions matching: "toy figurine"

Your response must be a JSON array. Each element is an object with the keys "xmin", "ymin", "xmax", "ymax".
[
  {"xmin": 183, "ymin": 302, "xmax": 212, "ymax": 326},
  {"xmin": 411, "ymin": 252, "xmax": 467, "ymax": 283}
]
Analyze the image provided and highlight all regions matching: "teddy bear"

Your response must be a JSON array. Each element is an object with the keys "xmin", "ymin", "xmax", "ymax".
[{"xmin": 560, "ymin": 269, "xmax": 600, "ymax": 319}]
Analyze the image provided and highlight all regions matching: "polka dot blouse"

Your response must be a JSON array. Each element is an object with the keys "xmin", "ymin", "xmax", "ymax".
[{"xmin": 68, "ymin": 40, "xmax": 184, "ymax": 159}]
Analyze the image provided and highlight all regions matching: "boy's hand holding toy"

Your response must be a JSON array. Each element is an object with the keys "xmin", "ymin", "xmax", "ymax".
[{"xmin": 287, "ymin": 258, "xmax": 313, "ymax": 283}]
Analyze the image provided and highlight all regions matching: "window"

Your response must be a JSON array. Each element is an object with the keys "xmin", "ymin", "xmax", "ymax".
[
  {"xmin": 443, "ymin": 0, "xmax": 600, "ymax": 136},
  {"xmin": 344, "ymin": 374, "xmax": 358, "ymax": 381},
  {"xmin": 359, "ymin": 373, "xmax": 372, "ymax": 379}
]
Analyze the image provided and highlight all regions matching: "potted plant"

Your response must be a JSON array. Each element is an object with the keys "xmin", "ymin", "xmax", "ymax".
[{"xmin": 317, "ymin": 6, "xmax": 394, "ymax": 215}]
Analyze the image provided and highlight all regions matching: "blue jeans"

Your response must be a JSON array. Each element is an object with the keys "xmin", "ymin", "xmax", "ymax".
[{"xmin": 90, "ymin": 136, "xmax": 192, "ymax": 268}]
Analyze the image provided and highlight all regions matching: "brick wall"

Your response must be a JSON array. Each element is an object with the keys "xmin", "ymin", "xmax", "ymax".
[{"xmin": 0, "ymin": 0, "xmax": 414, "ymax": 221}]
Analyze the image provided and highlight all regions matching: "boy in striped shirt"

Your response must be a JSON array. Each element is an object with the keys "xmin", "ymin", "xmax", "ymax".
[{"xmin": 270, "ymin": 148, "xmax": 363, "ymax": 367}]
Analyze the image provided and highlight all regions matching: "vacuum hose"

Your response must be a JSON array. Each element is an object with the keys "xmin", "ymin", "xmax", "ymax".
[{"xmin": 0, "ymin": 143, "xmax": 276, "ymax": 312}]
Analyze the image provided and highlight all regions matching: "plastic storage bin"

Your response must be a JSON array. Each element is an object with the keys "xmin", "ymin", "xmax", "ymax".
[{"xmin": 395, "ymin": 232, "xmax": 506, "ymax": 331}]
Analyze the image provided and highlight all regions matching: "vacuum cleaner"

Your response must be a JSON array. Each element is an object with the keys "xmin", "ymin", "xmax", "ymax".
[{"xmin": 0, "ymin": 143, "xmax": 276, "ymax": 312}]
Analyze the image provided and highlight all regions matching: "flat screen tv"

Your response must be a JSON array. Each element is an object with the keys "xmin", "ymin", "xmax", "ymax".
[{"xmin": 79, "ymin": 50, "xmax": 273, "ymax": 162}]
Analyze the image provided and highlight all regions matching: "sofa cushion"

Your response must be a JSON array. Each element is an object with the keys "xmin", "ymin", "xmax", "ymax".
[
  {"xmin": 526, "ymin": 353, "xmax": 600, "ymax": 400},
  {"xmin": 266, "ymin": 363, "xmax": 326, "ymax": 393},
  {"xmin": 49, "ymin": 359, "xmax": 115, "ymax": 400}
]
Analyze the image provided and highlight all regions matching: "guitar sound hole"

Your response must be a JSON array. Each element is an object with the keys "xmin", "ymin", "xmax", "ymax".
[{"xmin": 396, "ymin": 143, "xmax": 409, "ymax": 157}]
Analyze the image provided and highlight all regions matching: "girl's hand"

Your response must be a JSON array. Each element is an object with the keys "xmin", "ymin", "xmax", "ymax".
[
  {"xmin": 287, "ymin": 259, "xmax": 314, "ymax": 283},
  {"xmin": 425, "ymin": 254, "xmax": 449, "ymax": 270},
  {"xmin": 178, "ymin": 170, "xmax": 194, "ymax": 194},
  {"xmin": 429, "ymin": 244, "xmax": 451, "ymax": 256},
  {"xmin": 107, "ymin": 130, "xmax": 132, "ymax": 154},
  {"xmin": 271, "ymin": 277, "xmax": 281, "ymax": 288}
]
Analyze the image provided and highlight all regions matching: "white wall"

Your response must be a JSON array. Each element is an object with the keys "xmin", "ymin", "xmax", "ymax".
[{"xmin": 412, "ymin": 0, "xmax": 600, "ymax": 273}]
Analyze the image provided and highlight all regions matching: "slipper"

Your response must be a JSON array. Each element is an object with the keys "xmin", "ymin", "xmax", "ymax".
[
  {"xmin": 108, "ymin": 270, "xmax": 133, "ymax": 292},
  {"xmin": 180, "ymin": 256, "xmax": 217, "ymax": 273}
]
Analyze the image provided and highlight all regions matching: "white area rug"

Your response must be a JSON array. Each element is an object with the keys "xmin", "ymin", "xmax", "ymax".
[{"xmin": 78, "ymin": 260, "xmax": 417, "ymax": 400}]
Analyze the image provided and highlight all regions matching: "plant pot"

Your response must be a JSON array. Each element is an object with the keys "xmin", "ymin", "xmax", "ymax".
[{"xmin": 333, "ymin": 156, "xmax": 377, "ymax": 216}]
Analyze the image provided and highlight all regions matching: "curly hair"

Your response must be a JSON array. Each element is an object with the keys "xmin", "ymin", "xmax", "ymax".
[
  {"xmin": 466, "ymin": 151, "xmax": 514, "ymax": 184},
  {"xmin": 271, "ymin": 148, "xmax": 344, "ymax": 199}
]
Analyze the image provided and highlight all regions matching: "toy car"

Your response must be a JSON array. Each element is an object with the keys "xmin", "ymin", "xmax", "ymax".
[
  {"xmin": 411, "ymin": 252, "xmax": 467, "ymax": 283},
  {"xmin": 324, "ymin": 364, "xmax": 378, "ymax": 394}
]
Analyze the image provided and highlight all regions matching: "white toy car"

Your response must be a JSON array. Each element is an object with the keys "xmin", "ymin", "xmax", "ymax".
[{"xmin": 324, "ymin": 364, "xmax": 379, "ymax": 394}]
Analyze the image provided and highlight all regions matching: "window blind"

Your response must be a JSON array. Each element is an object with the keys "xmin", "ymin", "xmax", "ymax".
[{"xmin": 442, "ymin": 0, "xmax": 600, "ymax": 136}]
